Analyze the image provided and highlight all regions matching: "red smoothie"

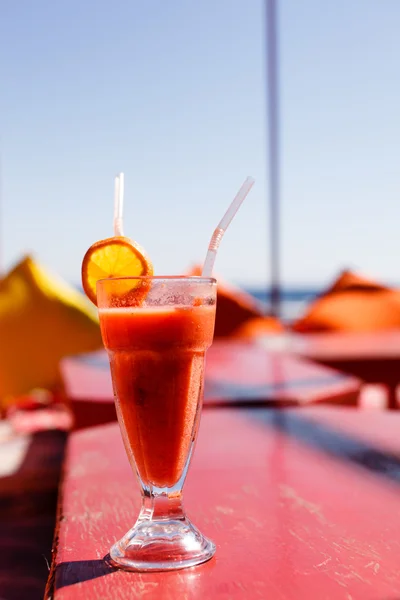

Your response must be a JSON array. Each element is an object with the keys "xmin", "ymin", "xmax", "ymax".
[{"xmin": 99, "ymin": 304, "xmax": 215, "ymax": 488}]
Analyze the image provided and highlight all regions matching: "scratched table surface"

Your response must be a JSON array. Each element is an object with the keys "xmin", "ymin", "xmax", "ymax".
[
  {"xmin": 61, "ymin": 342, "xmax": 361, "ymax": 429},
  {"xmin": 292, "ymin": 330, "xmax": 400, "ymax": 409},
  {"xmin": 47, "ymin": 406, "xmax": 400, "ymax": 599}
]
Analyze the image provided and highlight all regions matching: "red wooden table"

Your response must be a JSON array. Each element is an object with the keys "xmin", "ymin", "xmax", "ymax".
[
  {"xmin": 47, "ymin": 406, "xmax": 400, "ymax": 599},
  {"xmin": 292, "ymin": 329, "xmax": 400, "ymax": 409},
  {"xmin": 61, "ymin": 342, "xmax": 361, "ymax": 428}
]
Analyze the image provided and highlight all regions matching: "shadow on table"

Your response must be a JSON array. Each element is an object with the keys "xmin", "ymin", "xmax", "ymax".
[
  {"xmin": 0, "ymin": 430, "xmax": 66, "ymax": 600},
  {"xmin": 204, "ymin": 371, "xmax": 356, "ymax": 408},
  {"xmin": 53, "ymin": 554, "xmax": 210, "ymax": 590},
  {"xmin": 251, "ymin": 409, "xmax": 400, "ymax": 486},
  {"xmin": 54, "ymin": 556, "xmax": 116, "ymax": 589}
]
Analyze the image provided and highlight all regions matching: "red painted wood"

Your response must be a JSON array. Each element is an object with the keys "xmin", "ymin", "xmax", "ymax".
[
  {"xmin": 48, "ymin": 407, "xmax": 400, "ymax": 599},
  {"xmin": 61, "ymin": 343, "xmax": 361, "ymax": 428},
  {"xmin": 294, "ymin": 329, "xmax": 400, "ymax": 360},
  {"xmin": 293, "ymin": 405, "xmax": 400, "ymax": 454},
  {"xmin": 61, "ymin": 352, "xmax": 112, "ymax": 401},
  {"xmin": 293, "ymin": 330, "xmax": 400, "ymax": 409},
  {"xmin": 205, "ymin": 342, "xmax": 360, "ymax": 406},
  {"xmin": 60, "ymin": 353, "xmax": 116, "ymax": 429}
]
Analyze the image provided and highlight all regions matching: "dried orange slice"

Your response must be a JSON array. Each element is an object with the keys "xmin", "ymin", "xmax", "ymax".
[{"xmin": 81, "ymin": 236, "xmax": 153, "ymax": 305}]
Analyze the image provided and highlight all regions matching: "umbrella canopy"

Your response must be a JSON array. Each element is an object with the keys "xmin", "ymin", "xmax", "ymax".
[
  {"xmin": 187, "ymin": 265, "xmax": 272, "ymax": 338},
  {"xmin": 230, "ymin": 316, "xmax": 284, "ymax": 341},
  {"xmin": 292, "ymin": 270, "xmax": 400, "ymax": 333},
  {"xmin": 0, "ymin": 255, "xmax": 102, "ymax": 405}
]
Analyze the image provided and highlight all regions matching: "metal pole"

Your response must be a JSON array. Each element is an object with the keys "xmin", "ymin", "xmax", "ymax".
[{"xmin": 266, "ymin": 0, "xmax": 281, "ymax": 318}]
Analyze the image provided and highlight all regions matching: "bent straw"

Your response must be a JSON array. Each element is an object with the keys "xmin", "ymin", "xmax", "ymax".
[
  {"xmin": 113, "ymin": 172, "xmax": 124, "ymax": 236},
  {"xmin": 202, "ymin": 176, "xmax": 255, "ymax": 277}
]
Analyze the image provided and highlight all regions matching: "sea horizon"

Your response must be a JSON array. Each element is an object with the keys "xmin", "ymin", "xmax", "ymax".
[{"xmin": 244, "ymin": 285, "xmax": 319, "ymax": 322}]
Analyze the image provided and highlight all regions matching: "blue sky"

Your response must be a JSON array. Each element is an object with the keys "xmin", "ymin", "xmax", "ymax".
[{"xmin": 1, "ymin": 0, "xmax": 400, "ymax": 288}]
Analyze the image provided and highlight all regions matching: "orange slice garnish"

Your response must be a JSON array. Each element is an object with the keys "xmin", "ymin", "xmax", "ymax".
[{"xmin": 81, "ymin": 236, "xmax": 153, "ymax": 305}]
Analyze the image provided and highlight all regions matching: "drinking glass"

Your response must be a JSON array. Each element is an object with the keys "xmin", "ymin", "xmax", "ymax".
[{"xmin": 97, "ymin": 276, "xmax": 217, "ymax": 571}]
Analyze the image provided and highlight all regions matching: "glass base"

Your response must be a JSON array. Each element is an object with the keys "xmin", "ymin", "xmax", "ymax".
[{"xmin": 109, "ymin": 517, "xmax": 215, "ymax": 571}]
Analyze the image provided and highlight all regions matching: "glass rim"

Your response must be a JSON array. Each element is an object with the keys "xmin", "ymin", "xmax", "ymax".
[{"xmin": 97, "ymin": 275, "xmax": 217, "ymax": 286}]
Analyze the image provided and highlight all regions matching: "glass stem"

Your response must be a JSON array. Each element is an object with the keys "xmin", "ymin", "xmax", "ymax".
[{"xmin": 139, "ymin": 489, "xmax": 186, "ymax": 523}]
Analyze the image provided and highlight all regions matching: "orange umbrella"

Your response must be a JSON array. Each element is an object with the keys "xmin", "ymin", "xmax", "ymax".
[
  {"xmin": 230, "ymin": 316, "xmax": 284, "ymax": 342},
  {"xmin": 186, "ymin": 265, "xmax": 277, "ymax": 338},
  {"xmin": 292, "ymin": 270, "xmax": 400, "ymax": 333}
]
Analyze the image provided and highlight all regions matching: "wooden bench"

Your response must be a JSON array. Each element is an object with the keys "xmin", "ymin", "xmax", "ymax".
[{"xmin": 0, "ymin": 422, "xmax": 67, "ymax": 599}]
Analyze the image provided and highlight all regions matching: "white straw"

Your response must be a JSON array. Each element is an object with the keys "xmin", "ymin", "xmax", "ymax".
[
  {"xmin": 113, "ymin": 172, "xmax": 124, "ymax": 236},
  {"xmin": 202, "ymin": 176, "xmax": 255, "ymax": 277}
]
